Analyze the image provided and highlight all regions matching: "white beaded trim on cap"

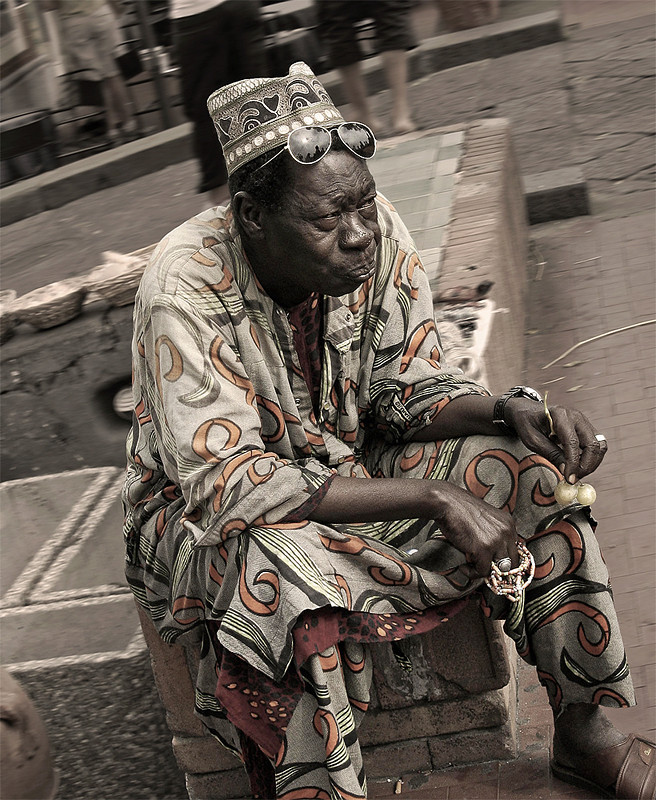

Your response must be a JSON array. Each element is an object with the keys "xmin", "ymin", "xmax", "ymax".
[{"xmin": 223, "ymin": 103, "xmax": 345, "ymax": 174}]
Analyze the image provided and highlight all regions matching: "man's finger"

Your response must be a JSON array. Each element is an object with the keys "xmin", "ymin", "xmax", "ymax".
[
  {"xmin": 578, "ymin": 428, "xmax": 608, "ymax": 476},
  {"xmin": 548, "ymin": 407, "xmax": 583, "ymax": 482}
]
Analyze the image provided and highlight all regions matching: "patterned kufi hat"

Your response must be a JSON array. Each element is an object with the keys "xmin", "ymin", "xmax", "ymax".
[{"xmin": 207, "ymin": 61, "xmax": 346, "ymax": 176}]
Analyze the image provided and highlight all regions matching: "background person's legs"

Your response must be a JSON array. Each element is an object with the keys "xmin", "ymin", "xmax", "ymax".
[
  {"xmin": 91, "ymin": 5, "xmax": 137, "ymax": 141},
  {"xmin": 372, "ymin": 0, "xmax": 418, "ymax": 134},
  {"xmin": 101, "ymin": 74, "xmax": 137, "ymax": 141},
  {"xmin": 174, "ymin": 0, "xmax": 268, "ymax": 204},
  {"xmin": 381, "ymin": 49, "xmax": 414, "ymax": 135},
  {"xmin": 315, "ymin": 1, "xmax": 381, "ymax": 134},
  {"xmin": 334, "ymin": 62, "xmax": 382, "ymax": 135}
]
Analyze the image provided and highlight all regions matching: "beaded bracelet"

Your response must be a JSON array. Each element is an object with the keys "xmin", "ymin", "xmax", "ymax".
[{"xmin": 485, "ymin": 542, "xmax": 535, "ymax": 603}]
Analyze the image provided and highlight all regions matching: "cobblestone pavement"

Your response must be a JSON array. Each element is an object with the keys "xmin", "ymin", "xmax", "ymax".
[{"xmin": 1, "ymin": 2, "xmax": 654, "ymax": 797}]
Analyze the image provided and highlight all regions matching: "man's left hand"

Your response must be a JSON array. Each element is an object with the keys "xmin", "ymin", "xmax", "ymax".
[{"xmin": 504, "ymin": 398, "xmax": 608, "ymax": 484}]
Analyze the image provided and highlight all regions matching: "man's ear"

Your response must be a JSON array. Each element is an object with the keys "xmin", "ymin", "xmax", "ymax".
[{"xmin": 232, "ymin": 191, "xmax": 265, "ymax": 239}]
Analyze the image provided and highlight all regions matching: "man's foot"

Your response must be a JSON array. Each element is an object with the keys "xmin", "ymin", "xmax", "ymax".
[
  {"xmin": 391, "ymin": 118, "xmax": 419, "ymax": 137},
  {"xmin": 552, "ymin": 705, "xmax": 656, "ymax": 798}
]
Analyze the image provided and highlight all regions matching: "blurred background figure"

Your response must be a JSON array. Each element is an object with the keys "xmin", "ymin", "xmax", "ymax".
[
  {"xmin": 314, "ymin": 0, "xmax": 417, "ymax": 137},
  {"xmin": 53, "ymin": 0, "xmax": 138, "ymax": 146},
  {"xmin": 170, "ymin": 0, "xmax": 269, "ymax": 207}
]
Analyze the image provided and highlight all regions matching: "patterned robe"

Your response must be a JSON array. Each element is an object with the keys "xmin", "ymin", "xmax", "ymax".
[{"xmin": 123, "ymin": 198, "xmax": 634, "ymax": 799}]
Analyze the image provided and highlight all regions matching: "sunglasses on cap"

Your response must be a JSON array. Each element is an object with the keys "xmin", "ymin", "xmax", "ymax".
[{"xmin": 255, "ymin": 122, "xmax": 376, "ymax": 171}]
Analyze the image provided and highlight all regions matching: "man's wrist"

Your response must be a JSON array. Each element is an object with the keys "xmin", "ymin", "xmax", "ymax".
[{"xmin": 492, "ymin": 386, "xmax": 542, "ymax": 431}]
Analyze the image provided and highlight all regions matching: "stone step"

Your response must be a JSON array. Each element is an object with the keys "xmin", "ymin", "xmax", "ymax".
[{"xmin": 523, "ymin": 167, "xmax": 591, "ymax": 224}]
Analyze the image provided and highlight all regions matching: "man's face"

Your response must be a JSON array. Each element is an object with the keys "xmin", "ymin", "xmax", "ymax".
[{"xmin": 257, "ymin": 150, "xmax": 381, "ymax": 307}]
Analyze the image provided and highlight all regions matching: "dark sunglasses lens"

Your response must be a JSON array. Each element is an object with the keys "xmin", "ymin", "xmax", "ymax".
[
  {"xmin": 339, "ymin": 123, "xmax": 376, "ymax": 159},
  {"xmin": 288, "ymin": 126, "xmax": 332, "ymax": 164}
]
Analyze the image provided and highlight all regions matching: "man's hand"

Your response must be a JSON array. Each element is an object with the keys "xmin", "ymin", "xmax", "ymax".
[
  {"xmin": 429, "ymin": 482, "xmax": 520, "ymax": 577},
  {"xmin": 311, "ymin": 476, "xmax": 521, "ymax": 577},
  {"xmin": 504, "ymin": 398, "xmax": 608, "ymax": 484}
]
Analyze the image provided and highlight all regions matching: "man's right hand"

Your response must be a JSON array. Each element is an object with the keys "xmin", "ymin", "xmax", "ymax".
[
  {"xmin": 310, "ymin": 476, "xmax": 520, "ymax": 577},
  {"xmin": 428, "ymin": 482, "xmax": 520, "ymax": 577}
]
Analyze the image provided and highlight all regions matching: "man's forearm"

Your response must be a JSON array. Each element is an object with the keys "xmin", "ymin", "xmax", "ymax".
[
  {"xmin": 308, "ymin": 397, "xmax": 504, "ymax": 524},
  {"xmin": 411, "ymin": 394, "xmax": 501, "ymax": 441},
  {"xmin": 308, "ymin": 476, "xmax": 445, "ymax": 524}
]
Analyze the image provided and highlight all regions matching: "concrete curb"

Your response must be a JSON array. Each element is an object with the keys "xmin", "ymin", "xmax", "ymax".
[
  {"xmin": 523, "ymin": 167, "xmax": 590, "ymax": 224},
  {"xmin": 0, "ymin": 11, "xmax": 563, "ymax": 227}
]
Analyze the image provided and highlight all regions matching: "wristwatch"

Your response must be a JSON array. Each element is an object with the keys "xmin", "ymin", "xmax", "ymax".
[{"xmin": 493, "ymin": 385, "xmax": 543, "ymax": 431}]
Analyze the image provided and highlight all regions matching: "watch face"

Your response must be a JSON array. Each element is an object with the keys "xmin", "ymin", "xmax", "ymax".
[{"xmin": 514, "ymin": 386, "xmax": 542, "ymax": 402}]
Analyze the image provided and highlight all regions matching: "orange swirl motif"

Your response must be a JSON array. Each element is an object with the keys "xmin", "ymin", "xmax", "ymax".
[
  {"xmin": 319, "ymin": 534, "xmax": 367, "ymax": 555},
  {"xmin": 135, "ymin": 398, "xmax": 152, "ymax": 426},
  {"xmin": 333, "ymin": 574, "xmax": 352, "ymax": 608},
  {"xmin": 155, "ymin": 334, "xmax": 184, "ymax": 398},
  {"xmin": 537, "ymin": 601, "xmax": 610, "ymax": 656},
  {"xmin": 219, "ymin": 517, "xmax": 247, "ymax": 541},
  {"xmin": 464, "ymin": 450, "xmax": 559, "ymax": 514},
  {"xmin": 407, "ymin": 252, "xmax": 422, "ymax": 300},
  {"xmin": 191, "ymin": 251, "xmax": 216, "ymax": 266},
  {"xmin": 319, "ymin": 534, "xmax": 412, "ymax": 586},
  {"xmin": 342, "ymin": 646, "xmax": 366, "ymax": 674},
  {"xmin": 257, "ymin": 395, "xmax": 286, "ymax": 443},
  {"xmin": 313, "ymin": 708, "xmax": 340, "ymax": 756},
  {"xmin": 212, "ymin": 449, "xmax": 261, "ymax": 511},
  {"xmin": 400, "ymin": 322, "xmax": 437, "ymax": 374},
  {"xmin": 369, "ymin": 556, "xmax": 412, "ymax": 586},
  {"xmin": 591, "ymin": 688, "xmax": 630, "ymax": 707},
  {"xmin": 400, "ymin": 444, "xmax": 426, "ymax": 472},
  {"xmin": 530, "ymin": 519, "xmax": 584, "ymax": 577},
  {"xmin": 192, "ymin": 418, "xmax": 241, "ymax": 462},
  {"xmin": 172, "ymin": 595, "xmax": 204, "ymax": 625},
  {"xmin": 208, "ymin": 560, "xmax": 223, "ymax": 587},
  {"xmin": 393, "ymin": 249, "xmax": 406, "ymax": 289},
  {"xmin": 209, "ymin": 335, "xmax": 256, "ymax": 407},
  {"xmin": 318, "ymin": 649, "xmax": 339, "ymax": 672}
]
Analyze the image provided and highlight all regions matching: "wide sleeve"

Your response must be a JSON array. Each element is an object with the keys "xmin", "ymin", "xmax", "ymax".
[
  {"xmin": 138, "ymin": 291, "xmax": 336, "ymax": 547},
  {"xmin": 367, "ymin": 240, "xmax": 490, "ymax": 442}
]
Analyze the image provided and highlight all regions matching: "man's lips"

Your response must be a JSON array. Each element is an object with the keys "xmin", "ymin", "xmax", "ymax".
[{"xmin": 349, "ymin": 257, "xmax": 377, "ymax": 281}]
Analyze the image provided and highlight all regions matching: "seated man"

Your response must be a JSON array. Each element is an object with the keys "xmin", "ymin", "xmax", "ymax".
[{"xmin": 122, "ymin": 62, "xmax": 654, "ymax": 800}]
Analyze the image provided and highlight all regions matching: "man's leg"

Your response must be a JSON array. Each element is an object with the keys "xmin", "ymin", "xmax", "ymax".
[
  {"xmin": 381, "ymin": 50, "xmax": 415, "ymax": 135},
  {"xmin": 369, "ymin": 432, "xmax": 639, "ymax": 787},
  {"xmin": 335, "ymin": 62, "xmax": 382, "ymax": 135},
  {"xmin": 173, "ymin": 8, "xmax": 229, "ymax": 195}
]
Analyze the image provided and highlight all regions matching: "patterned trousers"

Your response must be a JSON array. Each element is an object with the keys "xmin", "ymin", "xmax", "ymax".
[{"xmin": 130, "ymin": 434, "xmax": 635, "ymax": 799}]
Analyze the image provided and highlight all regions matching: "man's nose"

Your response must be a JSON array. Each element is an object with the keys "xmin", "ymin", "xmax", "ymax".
[{"xmin": 341, "ymin": 212, "xmax": 374, "ymax": 249}]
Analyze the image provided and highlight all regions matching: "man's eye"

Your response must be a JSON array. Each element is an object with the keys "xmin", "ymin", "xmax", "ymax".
[{"xmin": 359, "ymin": 197, "xmax": 376, "ymax": 209}]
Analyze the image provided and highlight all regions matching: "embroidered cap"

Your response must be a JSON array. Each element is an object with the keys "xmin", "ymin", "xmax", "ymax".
[{"xmin": 207, "ymin": 61, "xmax": 346, "ymax": 176}]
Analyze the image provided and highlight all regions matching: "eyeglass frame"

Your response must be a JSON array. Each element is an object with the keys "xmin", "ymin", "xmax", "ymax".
[{"xmin": 253, "ymin": 122, "xmax": 377, "ymax": 173}]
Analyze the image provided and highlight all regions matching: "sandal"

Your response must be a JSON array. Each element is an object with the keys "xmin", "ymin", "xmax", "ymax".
[{"xmin": 551, "ymin": 732, "xmax": 656, "ymax": 799}]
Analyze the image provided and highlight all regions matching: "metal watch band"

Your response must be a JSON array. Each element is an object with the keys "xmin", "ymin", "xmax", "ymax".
[{"xmin": 493, "ymin": 386, "xmax": 542, "ymax": 430}]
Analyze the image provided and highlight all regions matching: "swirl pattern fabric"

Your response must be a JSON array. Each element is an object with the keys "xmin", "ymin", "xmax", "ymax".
[{"xmin": 123, "ymin": 199, "xmax": 634, "ymax": 798}]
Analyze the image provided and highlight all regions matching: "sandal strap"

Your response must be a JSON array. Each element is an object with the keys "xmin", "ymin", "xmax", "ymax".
[{"xmin": 616, "ymin": 735, "xmax": 656, "ymax": 800}]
